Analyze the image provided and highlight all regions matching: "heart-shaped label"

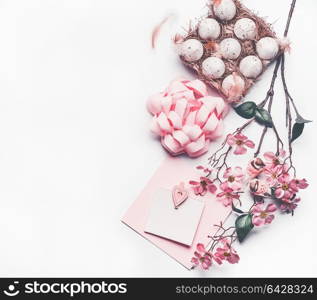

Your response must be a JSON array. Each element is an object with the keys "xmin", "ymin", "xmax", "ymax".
[{"xmin": 172, "ymin": 182, "xmax": 188, "ymax": 209}]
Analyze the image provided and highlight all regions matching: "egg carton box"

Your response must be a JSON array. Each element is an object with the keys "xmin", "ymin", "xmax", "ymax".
[{"xmin": 176, "ymin": 0, "xmax": 282, "ymax": 103}]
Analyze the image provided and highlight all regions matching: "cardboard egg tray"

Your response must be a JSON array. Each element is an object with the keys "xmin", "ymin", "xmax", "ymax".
[{"xmin": 178, "ymin": 0, "xmax": 281, "ymax": 102}]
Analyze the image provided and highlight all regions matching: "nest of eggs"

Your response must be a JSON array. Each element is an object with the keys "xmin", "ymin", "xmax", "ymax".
[{"xmin": 177, "ymin": 0, "xmax": 282, "ymax": 103}]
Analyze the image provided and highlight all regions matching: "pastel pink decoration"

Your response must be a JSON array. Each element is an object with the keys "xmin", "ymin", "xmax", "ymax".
[
  {"xmin": 147, "ymin": 78, "xmax": 226, "ymax": 157},
  {"xmin": 172, "ymin": 182, "xmax": 188, "ymax": 209}
]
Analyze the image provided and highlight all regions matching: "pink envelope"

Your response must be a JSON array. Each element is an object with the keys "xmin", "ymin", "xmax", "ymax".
[{"xmin": 121, "ymin": 156, "xmax": 231, "ymax": 269}]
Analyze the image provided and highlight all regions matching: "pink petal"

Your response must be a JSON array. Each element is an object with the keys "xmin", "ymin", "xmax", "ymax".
[
  {"xmin": 233, "ymin": 166, "xmax": 243, "ymax": 177},
  {"xmin": 226, "ymin": 134, "xmax": 236, "ymax": 146},
  {"xmin": 252, "ymin": 216, "xmax": 264, "ymax": 226},
  {"xmin": 265, "ymin": 215, "xmax": 275, "ymax": 224},
  {"xmin": 191, "ymin": 257, "xmax": 199, "ymax": 265},
  {"xmin": 196, "ymin": 243, "xmax": 206, "ymax": 253},
  {"xmin": 266, "ymin": 203, "xmax": 277, "ymax": 213},
  {"xmin": 234, "ymin": 146, "xmax": 247, "ymax": 155},
  {"xmin": 202, "ymin": 259, "xmax": 212, "ymax": 270},
  {"xmin": 220, "ymin": 181, "xmax": 229, "ymax": 191},
  {"xmin": 223, "ymin": 167, "xmax": 232, "ymax": 179},
  {"xmin": 244, "ymin": 139, "xmax": 255, "ymax": 148},
  {"xmin": 235, "ymin": 133, "xmax": 247, "ymax": 141},
  {"xmin": 274, "ymin": 188, "xmax": 284, "ymax": 199},
  {"xmin": 264, "ymin": 151, "xmax": 276, "ymax": 162},
  {"xmin": 189, "ymin": 180, "xmax": 199, "ymax": 186},
  {"xmin": 251, "ymin": 204, "xmax": 263, "ymax": 213},
  {"xmin": 208, "ymin": 184, "xmax": 217, "ymax": 194}
]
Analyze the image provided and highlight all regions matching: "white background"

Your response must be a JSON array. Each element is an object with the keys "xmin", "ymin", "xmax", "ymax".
[{"xmin": 0, "ymin": 0, "xmax": 316, "ymax": 277}]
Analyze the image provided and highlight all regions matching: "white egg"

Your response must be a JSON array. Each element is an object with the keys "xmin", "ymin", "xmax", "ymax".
[
  {"xmin": 198, "ymin": 18, "xmax": 221, "ymax": 40},
  {"xmin": 234, "ymin": 18, "xmax": 257, "ymax": 40},
  {"xmin": 213, "ymin": 0, "xmax": 237, "ymax": 21},
  {"xmin": 180, "ymin": 39, "xmax": 204, "ymax": 62},
  {"xmin": 202, "ymin": 57, "xmax": 226, "ymax": 79},
  {"xmin": 239, "ymin": 55, "xmax": 263, "ymax": 78},
  {"xmin": 222, "ymin": 74, "xmax": 245, "ymax": 93},
  {"xmin": 219, "ymin": 38, "xmax": 241, "ymax": 60},
  {"xmin": 256, "ymin": 37, "xmax": 279, "ymax": 60}
]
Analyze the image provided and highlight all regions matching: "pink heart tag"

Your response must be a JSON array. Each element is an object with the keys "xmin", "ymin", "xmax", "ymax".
[{"xmin": 172, "ymin": 182, "xmax": 188, "ymax": 209}]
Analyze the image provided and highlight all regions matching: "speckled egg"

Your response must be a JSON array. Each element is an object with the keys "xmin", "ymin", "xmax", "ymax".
[
  {"xmin": 222, "ymin": 74, "xmax": 245, "ymax": 93},
  {"xmin": 213, "ymin": 0, "xmax": 237, "ymax": 21},
  {"xmin": 256, "ymin": 37, "xmax": 279, "ymax": 60},
  {"xmin": 234, "ymin": 18, "xmax": 257, "ymax": 40},
  {"xmin": 219, "ymin": 38, "xmax": 241, "ymax": 60},
  {"xmin": 239, "ymin": 55, "xmax": 263, "ymax": 78},
  {"xmin": 202, "ymin": 57, "xmax": 226, "ymax": 79},
  {"xmin": 180, "ymin": 39, "xmax": 204, "ymax": 62},
  {"xmin": 198, "ymin": 18, "xmax": 221, "ymax": 40}
]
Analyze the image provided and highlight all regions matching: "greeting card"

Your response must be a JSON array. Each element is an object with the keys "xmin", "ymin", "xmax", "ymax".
[
  {"xmin": 122, "ymin": 157, "xmax": 231, "ymax": 269},
  {"xmin": 144, "ymin": 188, "xmax": 205, "ymax": 246}
]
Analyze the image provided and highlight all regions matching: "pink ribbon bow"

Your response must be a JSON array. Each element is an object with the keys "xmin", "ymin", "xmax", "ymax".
[{"xmin": 147, "ymin": 78, "xmax": 226, "ymax": 158}]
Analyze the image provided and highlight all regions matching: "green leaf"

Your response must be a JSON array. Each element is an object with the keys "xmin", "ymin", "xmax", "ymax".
[
  {"xmin": 255, "ymin": 108, "xmax": 273, "ymax": 128},
  {"xmin": 232, "ymin": 203, "xmax": 244, "ymax": 214},
  {"xmin": 291, "ymin": 122, "xmax": 305, "ymax": 143},
  {"xmin": 235, "ymin": 214, "xmax": 254, "ymax": 242},
  {"xmin": 234, "ymin": 102, "xmax": 257, "ymax": 119}
]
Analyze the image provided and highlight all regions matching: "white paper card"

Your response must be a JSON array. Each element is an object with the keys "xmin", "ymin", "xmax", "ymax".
[{"xmin": 144, "ymin": 188, "xmax": 205, "ymax": 246}]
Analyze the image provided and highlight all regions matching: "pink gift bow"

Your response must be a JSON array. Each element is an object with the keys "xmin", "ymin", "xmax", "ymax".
[{"xmin": 147, "ymin": 78, "xmax": 226, "ymax": 158}]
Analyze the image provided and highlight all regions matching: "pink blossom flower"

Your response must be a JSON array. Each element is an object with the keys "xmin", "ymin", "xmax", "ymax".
[
  {"xmin": 223, "ymin": 167, "xmax": 245, "ymax": 190},
  {"xmin": 249, "ymin": 179, "xmax": 270, "ymax": 196},
  {"xmin": 147, "ymin": 79, "xmax": 226, "ymax": 157},
  {"xmin": 217, "ymin": 182, "xmax": 240, "ymax": 207},
  {"xmin": 251, "ymin": 203, "xmax": 277, "ymax": 226},
  {"xmin": 227, "ymin": 133, "xmax": 255, "ymax": 155},
  {"xmin": 189, "ymin": 177, "xmax": 217, "ymax": 196},
  {"xmin": 274, "ymin": 173, "xmax": 296, "ymax": 199},
  {"xmin": 263, "ymin": 149, "xmax": 286, "ymax": 168},
  {"xmin": 246, "ymin": 158, "xmax": 265, "ymax": 178},
  {"xmin": 191, "ymin": 243, "xmax": 213, "ymax": 270},
  {"xmin": 262, "ymin": 165, "xmax": 286, "ymax": 187},
  {"xmin": 214, "ymin": 239, "xmax": 240, "ymax": 264},
  {"xmin": 280, "ymin": 197, "xmax": 301, "ymax": 213}
]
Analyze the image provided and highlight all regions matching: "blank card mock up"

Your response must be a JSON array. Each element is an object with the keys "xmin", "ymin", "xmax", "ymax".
[{"xmin": 122, "ymin": 156, "xmax": 231, "ymax": 269}]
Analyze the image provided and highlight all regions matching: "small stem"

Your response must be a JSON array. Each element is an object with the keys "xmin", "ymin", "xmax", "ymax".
[
  {"xmin": 284, "ymin": 0, "xmax": 297, "ymax": 37},
  {"xmin": 254, "ymin": 127, "xmax": 267, "ymax": 158}
]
